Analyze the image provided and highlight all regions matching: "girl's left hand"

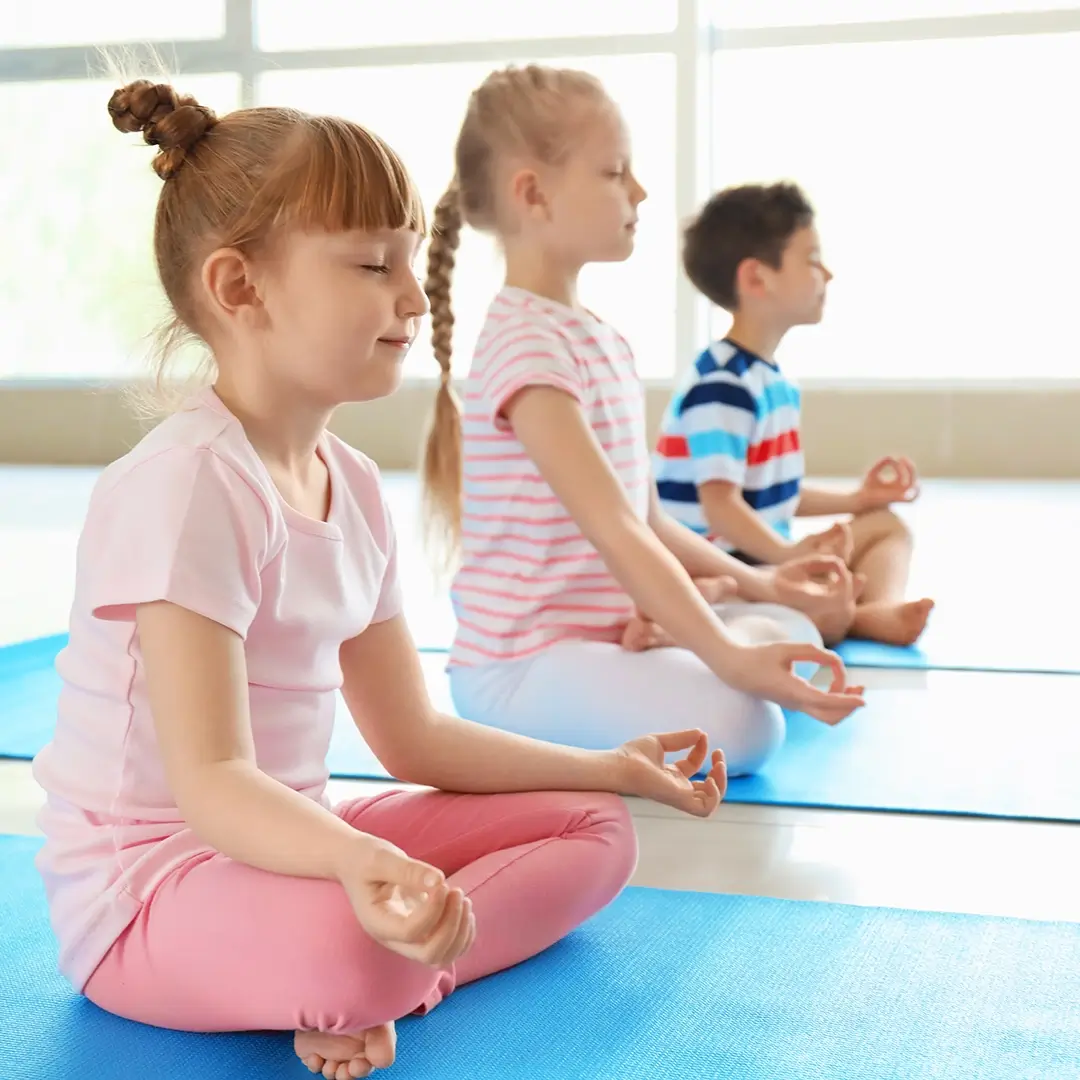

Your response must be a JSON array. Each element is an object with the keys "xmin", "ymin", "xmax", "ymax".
[
  {"xmin": 612, "ymin": 730, "xmax": 727, "ymax": 818},
  {"xmin": 769, "ymin": 554, "xmax": 859, "ymax": 618},
  {"xmin": 857, "ymin": 456, "xmax": 920, "ymax": 511}
]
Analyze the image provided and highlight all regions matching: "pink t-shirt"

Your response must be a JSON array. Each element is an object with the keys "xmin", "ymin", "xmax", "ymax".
[
  {"xmin": 449, "ymin": 286, "xmax": 651, "ymax": 666},
  {"xmin": 32, "ymin": 386, "xmax": 401, "ymax": 990}
]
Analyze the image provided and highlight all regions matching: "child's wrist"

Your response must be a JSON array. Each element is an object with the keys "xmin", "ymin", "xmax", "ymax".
[
  {"xmin": 708, "ymin": 640, "xmax": 750, "ymax": 684},
  {"xmin": 739, "ymin": 566, "xmax": 777, "ymax": 603},
  {"xmin": 333, "ymin": 829, "xmax": 388, "ymax": 882}
]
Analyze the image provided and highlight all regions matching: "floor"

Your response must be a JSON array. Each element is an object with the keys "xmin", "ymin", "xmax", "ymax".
[{"xmin": 2, "ymin": 467, "xmax": 1079, "ymax": 926}]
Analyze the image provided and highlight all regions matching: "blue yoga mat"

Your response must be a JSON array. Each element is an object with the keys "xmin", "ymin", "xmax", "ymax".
[
  {"xmin": 5, "ymin": 634, "xmax": 1080, "ymax": 823},
  {"xmin": 0, "ymin": 634, "xmax": 69, "ymax": 761},
  {"xmin": 2, "ymin": 834, "xmax": 1077, "ymax": 1080},
  {"xmin": 832, "ymin": 633, "xmax": 1080, "ymax": 676}
]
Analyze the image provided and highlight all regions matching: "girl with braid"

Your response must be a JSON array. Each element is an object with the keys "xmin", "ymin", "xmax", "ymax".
[
  {"xmin": 33, "ymin": 79, "xmax": 737, "ymax": 1080},
  {"xmin": 423, "ymin": 65, "xmax": 866, "ymax": 777}
]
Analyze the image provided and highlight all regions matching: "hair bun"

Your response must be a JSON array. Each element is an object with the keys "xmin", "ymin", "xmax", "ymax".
[{"xmin": 108, "ymin": 79, "xmax": 218, "ymax": 180}]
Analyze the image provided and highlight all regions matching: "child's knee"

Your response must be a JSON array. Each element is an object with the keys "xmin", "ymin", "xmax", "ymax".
[
  {"xmin": 602, "ymin": 793, "xmax": 639, "ymax": 884},
  {"xmin": 722, "ymin": 701, "xmax": 785, "ymax": 778},
  {"xmin": 563, "ymin": 791, "xmax": 639, "ymax": 892},
  {"xmin": 300, "ymin": 954, "xmax": 442, "ymax": 1034},
  {"xmin": 855, "ymin": 507, "xmax": 912, "ymax": 545},
  {"xmin": 730, "ymin": 603, "xmax": 827, "ymax": 671},
  {"xmin": 774, "ymin": 607, "xmax": 824, "ymax": 650}
]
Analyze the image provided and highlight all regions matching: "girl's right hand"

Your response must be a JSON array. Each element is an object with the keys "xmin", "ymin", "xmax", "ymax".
[
  {"xmin": 337, "ymin": 837, "xmax": 475, "ymax": 967},
  {"xmin": 721, "ymin": 642, "xmax": 866, "ymax": 725}
]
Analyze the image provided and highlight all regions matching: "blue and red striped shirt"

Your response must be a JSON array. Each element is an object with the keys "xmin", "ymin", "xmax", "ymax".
[{"xmin": 653, "ymin": 339, "xmax": 804, "ymax": 549}]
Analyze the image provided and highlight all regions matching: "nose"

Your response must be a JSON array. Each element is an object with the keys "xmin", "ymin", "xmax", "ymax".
[
  {"xmin": 400, "ymin": 269, "xmax": 430, "ymax": 320},
  {"xmin": 823, "ymin": 264, "xmax": 834, "ymax": 283},
  {"xmin": 632, "ymin": 176, "xmax": 648, "ymax": 205}
]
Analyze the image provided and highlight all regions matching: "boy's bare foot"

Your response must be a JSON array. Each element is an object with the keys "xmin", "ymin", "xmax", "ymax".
[
  {"xmin": 851, "ymin": 598, "xmax": 935, "ymax": 647},
  {"xmin": 694, "ymin": 575, "xmax": 738, "ymax": 605},
  {"xmin": 621, "ymin": 576, "xmax": 737, "ymax": 651},
  {"xmin": 295, "ymin": 1022, "xmax": 397, "ymax": 1080},
  {"xmin": 621, "ymin": 615, "xmax": 675, "ymax": 652}
]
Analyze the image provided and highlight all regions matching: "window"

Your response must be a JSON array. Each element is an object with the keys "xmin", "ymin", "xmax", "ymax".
[
  {"xmin": 257, "ymin": 0, "xmax": 676, "ymax": 51},
  {"xmin": 0, "ymin": 75, "xmax": 240, "ymax": 379},
  {"xmin": 709, "ymin": 30, "xmax": 1080, "ymax": 380},
  {"xmin": 710, "ymin": 1, "xmax": 1080, "ymax": 29},
  {"xmin": 260, "ymin": 53, "xmax": 676, "ymax": 379},
  {"xmin": 0, "ymin": 4, "xmax": 224, "ymax": 47},
  {"xmin": 3, "ymin": 2, "xmax": 1079, "ymax": 387}
]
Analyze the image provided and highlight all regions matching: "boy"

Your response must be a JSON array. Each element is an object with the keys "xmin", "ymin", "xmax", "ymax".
[{"xmin": 654, "ymin": 182, "xmax": 933, "ymax": 646}]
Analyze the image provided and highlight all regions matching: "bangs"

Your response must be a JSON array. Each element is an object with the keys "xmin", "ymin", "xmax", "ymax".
[{"xmin": 265, "ymin": 114, "xmax": 426, "ymax": 238}]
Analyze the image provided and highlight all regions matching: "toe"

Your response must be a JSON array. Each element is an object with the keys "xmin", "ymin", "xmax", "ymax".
[
  {"xmin": 349, "ymin": 1058, "xmax": 374, "ymax": 1079},
  {"xmin": 364, "ymin": 1025, "xmax": 396, "ymax": 1069},
  {"xmin": 306, "ymin": 1056, "xmax": 325, "ymax": 1074}
]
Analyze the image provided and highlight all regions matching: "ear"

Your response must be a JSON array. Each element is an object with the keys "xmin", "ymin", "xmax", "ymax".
[
  {"xmin": 734, "ymin": 257, "xmax": 770, "ymax": 303},
  {"xmin": 508, "ymin": 166, "xmax": 550, "ymax": 221},
  {"xmin": 200, "ymin": 247, "xmax": 264, "ymax": 327}
]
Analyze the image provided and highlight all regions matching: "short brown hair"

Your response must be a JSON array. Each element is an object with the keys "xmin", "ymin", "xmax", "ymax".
[{"xmin": 682, "ymin": 182, "xmax": 814, "ymax": 312}]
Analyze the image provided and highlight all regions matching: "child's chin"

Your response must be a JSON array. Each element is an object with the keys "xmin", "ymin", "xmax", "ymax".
[
  {"xmin": 590, "ymin": 234, "xmax": 636, "ymax": 264},
  {"xmin": 346, "ymin": 368, "xmax": 404, "ymax": 404}
]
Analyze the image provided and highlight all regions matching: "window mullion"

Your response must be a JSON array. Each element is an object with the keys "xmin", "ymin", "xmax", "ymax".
[{"xmin": 672, "ymin": 0, "xmax": 712, "ymax": 382}]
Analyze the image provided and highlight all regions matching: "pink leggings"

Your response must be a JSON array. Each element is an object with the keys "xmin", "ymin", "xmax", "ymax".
[{"xmin": 83, "ymin": 788, "xmax": 637, "ymax": 1035}]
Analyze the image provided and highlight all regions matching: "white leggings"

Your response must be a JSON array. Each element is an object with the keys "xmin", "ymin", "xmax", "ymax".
[{"xmin": 449, "ymin": 603, "xmax": 822, "ymax": 778}]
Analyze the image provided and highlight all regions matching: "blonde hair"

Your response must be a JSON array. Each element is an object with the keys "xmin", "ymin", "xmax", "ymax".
[
  {"xmin": 421, "ymin": 64, "xmax": 610, "ymax": 567},
  {"xmin": 108, "ymin": 77, "xmax": 425, "ymax": 416}
]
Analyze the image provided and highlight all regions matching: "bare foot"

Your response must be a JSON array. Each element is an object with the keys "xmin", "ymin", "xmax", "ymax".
[
  {"xmin": 621, "ymin": 576, "xmax": 737, "ymax": 651},
  {"xmin": 693, "ymin": 575, "xmax": 738, "ymax": 605},
  {"xmin": 295, "ymin": 1022, "xmax": 397, "ymax": 1080},
  {"xmin": 621, "ymin": 615, "xmax": 675, "ymax": 652},
  {"xmin": 851, "ymin": 598, "xmax": 934, "ymax": 647}
]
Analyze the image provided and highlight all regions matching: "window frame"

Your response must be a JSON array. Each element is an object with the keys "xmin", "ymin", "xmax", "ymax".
[
  {"xmin": 3, "ymin": 2, "xmax": 1080, "ymax": 390},
  {"xmin": 2, "ymin": 1, "xmax": 1080, "ymax": 473}
]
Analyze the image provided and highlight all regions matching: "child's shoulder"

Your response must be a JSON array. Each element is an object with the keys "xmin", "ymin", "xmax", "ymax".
[
  {"xmin": 688, "ymin": 340, "xmax": 792, "ymax": 392},
  {"xmin": 480, "ymin": 287, "xmax": 572, "ymax": 338},
  {"xmin": 696, "ymin": 339, "xmax": 759, "ymax": 380},
  {"xmin": 674, "ymin": 340, "xmax": 780, "ymax": 422},
  {"xmin": 469, "ymin": 288, "xmax": 578, "ymax": 374},
  {"xmin": 476, "ymin": 287, "xmax": 630, "ymax": 369},
  {"xmin": 90, "ymin": 387, "xmax": 277, "ymax": 518}
]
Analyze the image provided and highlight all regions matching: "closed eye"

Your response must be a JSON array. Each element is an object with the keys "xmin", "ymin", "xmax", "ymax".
[{"xmin": 361, "ymin": 264, "xmax": 391, "ymax": 275}]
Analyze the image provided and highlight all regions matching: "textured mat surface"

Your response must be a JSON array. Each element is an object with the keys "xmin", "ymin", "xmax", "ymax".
[
  {"xmin": 1, "ymin": 834, "xmax": 1077, "ymax": 1080},
  {"xmin": 7, "ymin": 637, "xmax": 1080, "ymax": 822}
]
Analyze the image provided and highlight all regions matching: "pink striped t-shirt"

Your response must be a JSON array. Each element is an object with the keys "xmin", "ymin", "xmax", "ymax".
[{"xmin": 449, "ymin": 286, "xmax": 651, "ymax": 666}]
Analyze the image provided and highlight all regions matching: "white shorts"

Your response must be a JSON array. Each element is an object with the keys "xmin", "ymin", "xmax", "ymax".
[{"xmin": 449, "ymin": 603, "xmax": 821, "ymax": 777}]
